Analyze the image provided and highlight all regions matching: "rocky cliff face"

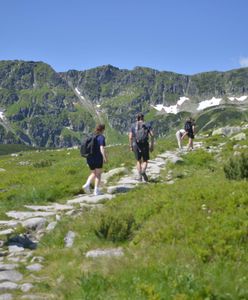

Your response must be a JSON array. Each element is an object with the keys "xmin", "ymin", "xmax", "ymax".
[
  {"xmin": 1, "ymin": 60, "xmax": 248, "ymax": 147},
  {"xmin": 61, "ymin": 65, "xmax": 248, "ymax": 134},
  {"xmin": 0, "ymin": 61, "xmax": 95, "ymax": 147}
]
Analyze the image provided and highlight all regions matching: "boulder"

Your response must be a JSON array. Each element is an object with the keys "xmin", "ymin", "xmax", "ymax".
[
  {"xmin": 86, "ymin": 247, "xmax": 124, "ymax": 258},
  {"xmin": 212, "ymin": 126, "xmax": 241, "ymax": 137},
  {"xmin": 230, "ymin": 132, "xmax": 246, "ymax": 141}
]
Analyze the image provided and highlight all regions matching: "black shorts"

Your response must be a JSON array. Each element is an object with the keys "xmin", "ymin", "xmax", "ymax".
[
  {"xmin": 187, "ymin": 132, "xmax": 194, "ymax": 139},
  {"xmin": 88, "ymin": 162, "xmax": 103, "ymax": 170},
  {"xmin": 133, "ymin": 143, "xmax": 149, "ymax": 161},
  {"xmin": 87, "ymin": 157, "xmax": 103, "ymax": 170}
]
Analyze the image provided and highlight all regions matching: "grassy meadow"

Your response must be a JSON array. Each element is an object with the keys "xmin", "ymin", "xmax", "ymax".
[{"xmin": 1, "ymin": 133, "xmax": 248, "ymax": 299}]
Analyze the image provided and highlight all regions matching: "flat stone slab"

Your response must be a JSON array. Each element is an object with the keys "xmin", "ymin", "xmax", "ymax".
[
  {"xmin": 117, "ymin": 177, "xmax": 140, "ymax": 185},
  {"xmin": 8, "ymin": 246, "xmax": 25, "ymax": 253},
  {"xmin": 64, "ymin": 231, "xmax": 75, "ymax": 248},
  {"xmin": 26, "ymin": 263, "xmax": 43, "ymax": 272},
  {"xmin": 0, "ymin": 270, "xmax": 23, "ymax": 282},
  {"xmin": 101, "ymin": 167, "xmax": 128, "ymax": 183},
  {"xmin": 148, "ymin": 159, "xmax": 165, "ymax": 167},
  {"xmin": 67, "ymin": 194, "xmax": 114, "ymax": 205},
  {"xmin": 0, "ymin": 221, "xmax": 19, "ymax": 228},
  {"xmin": 0, "ymin": 282, "xmax": 18, "ymax": 291},
  {"xmin": 46, "ymin": 221, "xmax": 57, "ymax": 232},
  {"xmin": 24, "ymin": 203, "xmax": 73, "ymax": 212},
  {"xmin": 22, "ymin": 218, "xmax": 47, "ymax": 231},
  {"xmin": 146, "ymin": 164, "xmax": 162, "ymax": 174},
  {"xmin": 107, "ymin": 185, "xmax": 134, "ymax": 194},
  {"xmin": 86, "ymin": 247, "xmax": 124, "ymax": 258},
  {"xmin": 0, "ymin": 264, "xmax": 18, "ymax": 271},
  {"xmin": 6, "ymin": 211, "xmax": 55, "ymax": 220},
  {"xmin": 20, "ymin": 283, "xmax": 33, "ymax": 292},
  {"xmin": 0, "ymin": 294, "xmax": 13, "ymax": 300},
  {"xmin": 0, "ymin": 229, "xmax": 14, "ymax": 236}
]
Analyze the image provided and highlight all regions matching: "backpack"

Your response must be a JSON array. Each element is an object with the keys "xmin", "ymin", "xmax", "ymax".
[
  {"xmin": 80, "ymin": 134, "xmax": 96, "ymax": 158},
  {"xmin": 184, "ymin": 121, "xmax": 192, "ymax": 132},
  {"xmin": 135, "ymin": 122, "xmax": 149, "ymax": 144}
]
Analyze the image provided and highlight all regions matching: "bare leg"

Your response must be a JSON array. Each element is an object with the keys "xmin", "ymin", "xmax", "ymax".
[
  {"xmin": 94, "ymin": 168, "xmax": 102, "ymax": 194},
  {"xmin": 136, "ymin": 160, "xmax": 142, "ymax": 181},
  {"xmin": 187, "ymin": 138, "xmax": 193, "ymax": 151},
  {"xmin": 141, "ymin": 160, "xmax": 148, "ymax": 182},
  {"xmin": 83, "ymin": 171, "xmax": 95, "ymax": 193},
  {"xmin": 176, "ymin": 132, "xmax": 182, "ymax": 149},
  {"xmin": 141, "ymin": 161, "xmax": 148, "ymax": 173},
  {"xmin": 84, "ymin": 171, "xmax": 95, "ymax": 186}
]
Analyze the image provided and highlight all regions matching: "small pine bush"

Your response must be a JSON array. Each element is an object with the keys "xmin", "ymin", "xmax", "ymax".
[
  {"xmin": 94, "ymin": 210, "xmax": 138, "ymax": 242},
  {"xmin": 224, "ymin": 153, "xmax": 248, "ymax": 180}
]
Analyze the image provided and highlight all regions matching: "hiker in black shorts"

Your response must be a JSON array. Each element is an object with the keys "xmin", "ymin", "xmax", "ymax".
[
  {"xmin": 129, "ymin": 113, "xmax": 154, "ymax": 182},
  {"xmin": 181, "ymin": 117, "xmax": 195, "ymax": 151},
  {"xmin": 82, "ymin": 124, "xmax": 107, "ymax": 195}
]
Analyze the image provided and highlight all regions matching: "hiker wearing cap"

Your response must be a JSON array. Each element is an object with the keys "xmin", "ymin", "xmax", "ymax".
[{"xmin": 129, "ymin": 113, "xmax": 154, "ymax": 182}]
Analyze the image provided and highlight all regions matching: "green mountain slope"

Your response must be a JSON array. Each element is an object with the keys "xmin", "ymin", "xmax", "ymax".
[{"xmin": 1, "ymin": 60, "xmax": 248, "ymax": 147}]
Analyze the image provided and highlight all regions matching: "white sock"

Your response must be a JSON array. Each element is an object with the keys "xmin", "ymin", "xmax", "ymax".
[{"xmin": 84, "ymin": 179, "xmax": 91, "ymax": 187}]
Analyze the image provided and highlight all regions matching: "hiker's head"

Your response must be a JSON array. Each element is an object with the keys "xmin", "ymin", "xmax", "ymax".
[
  {"xmin": 95, "ymin": 124, "xmax": 105, "ymax": 134},
  {"xmin": 136, "ymin": 113, "xmax": 144, "ymax": 121}
]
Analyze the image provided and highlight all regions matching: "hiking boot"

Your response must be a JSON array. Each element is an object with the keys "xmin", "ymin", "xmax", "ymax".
[
  {"xmin": 137, "ymin": 174, "xmax": 142, "ymax": 182},
  {"xmin": 82, "ymin": 184, "xmax": 91, "ymax": 194},
  {"xmin": 141, "ymin": 172, "xmax": 148, "ymax": 182}
]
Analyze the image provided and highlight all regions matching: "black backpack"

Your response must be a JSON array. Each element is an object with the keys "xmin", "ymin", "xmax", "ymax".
[
  {"xmin": 135, "ymin": 122, "xmax": 149, "ymax": 144},
  {"xmin": 184, "ymin": 121, "xmax": 192, "ymax": 132},
  {"xmin": 80, "ymin": 134, "xmax": 97, "ymax": 158}
]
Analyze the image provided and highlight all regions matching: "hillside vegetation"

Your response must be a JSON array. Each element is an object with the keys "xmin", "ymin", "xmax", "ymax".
[
  {"xmin": 1, "ymin": 129, "xmax": 248, "ymax": 299},
  {"xmin": 1, "ymin": 60, "xmax": 248, "ymax": 147}
]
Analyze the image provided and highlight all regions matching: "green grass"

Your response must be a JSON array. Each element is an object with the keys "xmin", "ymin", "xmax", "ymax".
[
  {"xmin": 2, "ymin": 133, "xmax": 248, "ymax": 299},
  {"xmin": 32, "ymin": 156, "xmax": 248, "ymax": 299}
]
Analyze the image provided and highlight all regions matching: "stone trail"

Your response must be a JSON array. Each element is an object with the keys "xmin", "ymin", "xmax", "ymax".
[{"xmin": 0, "ymin": 144, "xmax": 207, "ymax": 299}]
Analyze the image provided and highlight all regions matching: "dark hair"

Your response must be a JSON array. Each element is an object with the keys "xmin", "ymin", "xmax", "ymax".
[
  {"xmin": 136, "ymin": 113, "xmax": 144, "ymax": 121},
  {"xmin": 95, "ymin": 124, "xmax": 105, "ymax": 134}
]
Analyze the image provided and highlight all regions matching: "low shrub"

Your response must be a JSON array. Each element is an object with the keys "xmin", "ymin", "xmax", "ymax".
[
  {"xmin": 224, "ymin": 153, "xmax": 248, "ymax": 180},
  {"xmin": 33, "ymin": 159, "xmax": 53, "ymax": 168},
  {"xmin": 94, "ymin": 210, "xmax": 138, "ymax": 242}
]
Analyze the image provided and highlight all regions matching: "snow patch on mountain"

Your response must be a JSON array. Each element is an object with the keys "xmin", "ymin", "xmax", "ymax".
[
  {"xmin": 228, "ymin": 95, "xmax": 248, "ymax": 102},
  {"xmin": 75, "ymin": 87, "xmax": 86, "ymax": 101},
  {"xmin": 197, "ymin": 97, "xmax": 222, "ymax": 111},
  {"xmin": 151, "ymin": 97, "xmax": 189, "ymax": 114},
  {"xmin": 0, "ymin": 111, "xmax": 5, "ymax": 120}
]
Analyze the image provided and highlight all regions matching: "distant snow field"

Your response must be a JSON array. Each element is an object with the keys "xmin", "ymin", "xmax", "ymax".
[
  {"xmin": 151, "ymin": 95, "xmax": 248, "ymax": 114},
  {"xmin": 0, "ymin": 111, "xmax": 4, "ymax": 119},
  {"xmin": 151, "ymin": 97, "xmax": 189, "ymax": 114},
  {"xmin": 228, "ymin": 96, "xmax": 247, "ymax": 102},
  {"xmin": 197, "ymin": 97, "xmax": 222, "ymax": 111}
]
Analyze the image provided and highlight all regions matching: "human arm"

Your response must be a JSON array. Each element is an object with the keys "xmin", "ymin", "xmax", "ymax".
[
  {"xmin": 128, "ymin": 131, "xmax": 133, "ymax": 151},
  {"xmin": 100, "ymin": 145, "xmax": 107, "ymax": 163},
  {"xmin": 149, "ymin": 129, "xmax": 154, "ymax": 152},
  {"xmin": 181, "ymin": 132, "xmax": 187, "ymax": 140}
]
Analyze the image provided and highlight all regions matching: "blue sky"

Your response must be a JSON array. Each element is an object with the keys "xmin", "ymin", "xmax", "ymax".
[{"xmin": 1, "ymin": 0, "xmax": 248, "ymax": 75}]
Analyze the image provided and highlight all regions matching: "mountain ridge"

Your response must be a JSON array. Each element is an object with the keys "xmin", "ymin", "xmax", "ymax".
[{"xmin": 1, "ymin": 60, "xmax": 248, "ymax": 147}]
